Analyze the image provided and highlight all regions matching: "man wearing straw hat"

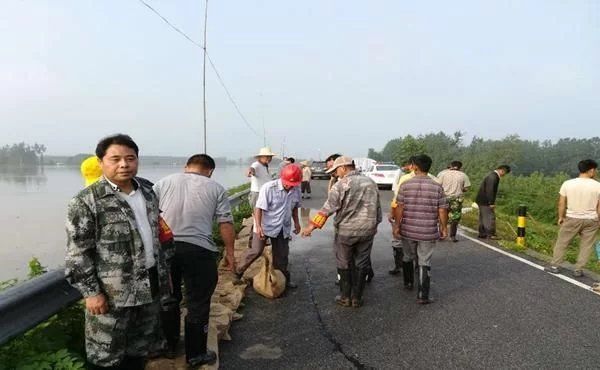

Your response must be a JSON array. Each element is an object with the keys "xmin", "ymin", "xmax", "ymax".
[
  {"xmin": 300, "ymin": 160, "xmax": 312, "ymax": 199},
  {"xmin": 247, "ymin": 147, "xmax": 276, "ymax": 209}
]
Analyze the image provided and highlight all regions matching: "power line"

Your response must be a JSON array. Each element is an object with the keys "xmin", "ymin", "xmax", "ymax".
[{"xmin": 137, "ymin": 0, "xmax": 261, "ymax": 138}]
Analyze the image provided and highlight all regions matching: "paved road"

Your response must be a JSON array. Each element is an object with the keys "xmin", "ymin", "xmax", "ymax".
[{"xmin": 220, "ymin": 179, "xmax": 600, "ymax": 369}]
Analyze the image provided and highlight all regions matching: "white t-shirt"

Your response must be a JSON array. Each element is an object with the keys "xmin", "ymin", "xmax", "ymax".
[
  {"xmin": 250, "ymin": 161, "xmax": 272, "ymax": 192},
  {"xmin": 559, "ymin": 177, "xmax": 600, "ymax": 220}
]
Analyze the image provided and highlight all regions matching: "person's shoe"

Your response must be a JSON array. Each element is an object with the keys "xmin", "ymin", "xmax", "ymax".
[
  {"xmin": 488, "ymin": 235, "xmax": 501, "ymax": 240},
  {"xmin": 351, "ymin": 297, "xmax": 363, "ymax": 308},
  {"xmin": 451, "ymin": 237, "xmax": 459, "ymax": 243},
  {"xmin": 573, "ymin": 270, "xmax": 584, "ymax": 278},
  {"xmin": 335, "ymin": 295, "xmax": 352, "ymax": 307},
  {"xmin": 366, "ymin": 267, "xmax": 374, "ymax": 283},
  {"xmin": 388, "ymin": 249, "xmax": 403, "ymax": 275},
  {"xmin": 306, "ymin": 195, "xmax": 311, "ymax": 199},
  {"xmin": 402, "ymin": 261, "xmax": 414, "ymax": 290},
  {"xmin": 187, "ymin": 350, "xmax": 217, "ymax": 368},
  {"xmin": 544, "ymin": 266, "xmax": 560, "ymax": 274},
  {"xmin": 477, "ymin": 235, "xmax": 487, "ymax": 239},
  {"xmin": 185, "ymin": 320, "xmax": 217, "ymax": 367},
  {"xmin": 416, "ymin": 266, "xmax": 432, "ymax": 304}
]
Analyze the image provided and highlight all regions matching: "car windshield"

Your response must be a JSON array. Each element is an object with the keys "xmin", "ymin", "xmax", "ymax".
[{"xmin": 375, "ymin": 165, "xmax": 399, "ymax": 171}]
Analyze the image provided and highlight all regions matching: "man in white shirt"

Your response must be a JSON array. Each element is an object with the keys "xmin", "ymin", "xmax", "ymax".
[
  {"xmin": 437, "ymin": 161, "xmax": 471, "ymax": 242},
  {"xmin": 545, "ymin": 159, "xmax": 600, "ymax": 277},
  {"xmin": 248, "ymin": 147, "xmax": 276, "ymax": 208}
]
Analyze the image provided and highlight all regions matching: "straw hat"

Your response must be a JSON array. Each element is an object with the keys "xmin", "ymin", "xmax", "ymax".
[
  {"xmin": 80, "ymin": 156, "xmax": 103, "ymax": 187},
  {"xmin": 326, "ymin": 156, "xmax": 354, "ymax": 173},
  {"xmin": 300, "ymin": 160, "xmax": 310, "ymax": 166},
  {"xmin": 255, "ymin": 147, "xmax": 276, "ymax": 157}
]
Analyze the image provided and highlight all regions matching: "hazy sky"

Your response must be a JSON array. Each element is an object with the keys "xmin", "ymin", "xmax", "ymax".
[{"xmin": 1, "ymin": 1, "xmax": 599, "ymax": 159}]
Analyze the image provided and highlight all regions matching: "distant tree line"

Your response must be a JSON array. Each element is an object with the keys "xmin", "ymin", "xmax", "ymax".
[
  {"xmin": 368, "ymin": 132, "xmax": 600, "ymax": 178},
  {"xmin": 0, "ymin": 142, "xmax": 46, "ymax": 167}
]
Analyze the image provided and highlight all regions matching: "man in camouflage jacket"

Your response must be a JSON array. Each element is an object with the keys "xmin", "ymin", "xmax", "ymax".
[
  {"xmin": 302, "ymin": 156, "xmax": 382, "ymax": 308},
  {"xmin": 65, "ymin": 134, "xmax": 171, "ymax": 370}
]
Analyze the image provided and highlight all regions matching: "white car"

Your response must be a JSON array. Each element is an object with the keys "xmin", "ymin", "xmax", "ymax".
[{"xmin": 364, "ymin": 164, "xmax": 401, "ymax": 190}]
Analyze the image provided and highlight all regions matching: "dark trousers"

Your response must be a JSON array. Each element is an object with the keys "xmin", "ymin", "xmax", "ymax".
[
  {"xmin": 334, "ymin": 234, "xmax": 374, "ymax": 270},
  {"xmin": 478, "ymin": 205, "xmax": 496, "ymax": 237},
  {"xmin": 170, "ymin": 242, "xmax": 219, "ymax": 324},
  {"xmin": 238, "ymin": 231, "xmax": 290, "ymax": 274},
  {"xmin": 301, "ymin": 181, "xmax": 311, "ymax": 194}
]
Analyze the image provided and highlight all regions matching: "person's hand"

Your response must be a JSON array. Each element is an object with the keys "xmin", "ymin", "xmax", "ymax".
[
  {"xmin": 392, "ymin": 225, "xmax": 401, "ymax": 240},
  {"xmin": 255, "ymin": 225, "xmax": 266, "ymax": 240},
  {"xmin": 387, "ymin": 212, "xmax": 395, "ymax": 224},
  {"xmin": 293, "ymin": 222, "xmax": 301, "ymax": 235},
  {"xmin": 439, "ymin": 226, "xmax": 448, "ymax": 240},
  {"xmin": 302, "ymin": 225, "xmax": 315, "ymax": 237},
  {"xmin": 224, "ymin": 252, "xmax": 236, "ymax": 272},
  {"xmin": 85, "ymin": 293, "xmax": 108, "ymax": 315},
  {"xmin": 247, "ymin": 167, "xmax": 255, "ymax": 177}
]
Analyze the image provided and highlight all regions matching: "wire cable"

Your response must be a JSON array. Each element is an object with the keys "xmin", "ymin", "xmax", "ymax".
[{"xmin": 137, "ymin": 0, "xmax": 261, "ymax": 137}]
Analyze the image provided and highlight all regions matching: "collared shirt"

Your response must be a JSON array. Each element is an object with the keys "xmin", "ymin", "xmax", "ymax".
[
  {"xmin": 153, "ymin": 172, "xmax": 233, "ymax": 252},
  {"xmin": 391, "ymin": 172, "xmax": 438, "ymax": 208},
  {"xmin": 437, "ymin": 169, "xmax": 471, "ymax": 198},
  {"xmin": 559, "ymin": 177, "xmax": 600, "ymax": 220},
  {"xmin": 255, "ymin": 179, "xmax": 301, "ymax": 238},
  {"xmin": 320, "ymin": 171, "xmax": 382, "ymax": 237},
  {"xmin": 106, "ymin": 178, "xmax": 155, "ymax": 268},
  {"xmin": 396, "ymin": 175, "xmax": 448, "ymax": 241},
  {"xmin": 250, "ymin": 161, "xmax": 272, "ymax": 192}
]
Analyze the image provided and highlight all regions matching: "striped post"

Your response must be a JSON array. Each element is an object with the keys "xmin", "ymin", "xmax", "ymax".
[{"xmin": 516, "ymin": 205, "xmax": 527, "ymax": 247}]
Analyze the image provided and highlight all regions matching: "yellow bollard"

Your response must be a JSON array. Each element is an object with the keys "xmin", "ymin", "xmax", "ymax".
[{"xmin": 516, "ymin": 205, "xmax": 527, "ymax": 247}]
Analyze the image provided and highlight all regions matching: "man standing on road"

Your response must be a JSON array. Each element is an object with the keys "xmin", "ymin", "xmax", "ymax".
[
  {"xmin": 302, "ymin": 156, "xmax": 382, "ymax": 308},
  {"xmin": 237, "ymin": 164, "xmax": 303, "ymax": 290},
  {"xmin": 153, "ymin": 154, "xmax": 236, "ymax": 367},
  {"xmin": 545, "ymin": 159, "xmax": 600, "ymax": 277},
  {"xmin": 301, "ymin": 161, "xmax": 312, "ymax": 199},
  {"xmin": 65, "ymin": 134, "xmax": 171, "ymax": 370},
  {"xmin": 475, "ymin": 165, "xmax": 511, "ymax": 240},
  {"xmin": 248, "ymin": 147, "xmax": 276, "ymax": 208},
  {"xmin": 437, "ymin": 161, "xmax": 471, "ymax": 242},
  {"xmin": 393, "ymin": 154, "xmax": 448, "ymax": 304}
]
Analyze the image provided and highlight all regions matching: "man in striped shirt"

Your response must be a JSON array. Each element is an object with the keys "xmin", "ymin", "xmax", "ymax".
[{"xmin": 393, "ymin": 154, "xmax": 448, "ymax": 304}]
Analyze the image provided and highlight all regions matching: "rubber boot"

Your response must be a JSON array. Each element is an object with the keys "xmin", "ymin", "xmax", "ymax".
[
  {"xmin": 283, "ymin": 271, "xmax": 297, "ymax": 289},
  {"xmin": 160, "ymin": 303, "xmax": 181, "ymax": 359},
  {"xmin": 402, "ymin": 261, "xmax": 414, "ymax": 290},
  {"xmin": 417, "ymin": 266, "xmax": 432, "ymax": 304},
  {"xmin": 388, "ymin": 248, "xmax": 403, "ymax": 275},
  {"xmin": 335, "ymin": 269, "xmax": 352, "ymax": 307},
  {"xmin": 352, "ymin": 268, "xmax": 368, "ymax": 308},
  {"xmin": 366, "ymin": 265, "xmax": 374, "ymax": 283},
  {"xmin": 450, "ymin": 222, "xmax": 458, "ymax": 242},
  {"xmin": 184, "ymin": 319, "xmax": 217, "ymax": 367}
]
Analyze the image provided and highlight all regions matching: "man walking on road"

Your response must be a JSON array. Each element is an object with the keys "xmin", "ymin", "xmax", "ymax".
[
  {"xmin": 65, "ymin": 134, "xmax": 171, "ymax": 370},
  {"xmin": 475, "ymin": 165, "xmax": 511, "ymax": 240},
  {"xmin": 301, "ymin": 161, "xmax": 312, "ymax": 199},
  {"xmin": 302, "ymin": 156, "xmax": 382, "ymax": 308},
  {"xmin": 393, "ymin": 154, "xmax": 448, "ymax": 304},
  {"xmin": 153, "ymin": 154, "xmax": 236, "ymax": 367},
  {"xmin": 237, "ymin": 164, "xmax": 303, "ymax": 290},
  {"xmin": 545, "ymin": 159, "xmax": 600, "ymax": 277},
  {"xmin": 437, "ymin": 161, "xmax": 471, "ymax": 242}
]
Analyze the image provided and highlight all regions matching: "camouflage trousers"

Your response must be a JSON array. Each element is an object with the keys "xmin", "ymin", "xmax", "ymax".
[
  {"xmin": 448, "ymin": 196, "xmax": 464, "ymax": 223},
  {"xmin": 85, "ymin": 301, "xmax": 161, "ymax": 367}
]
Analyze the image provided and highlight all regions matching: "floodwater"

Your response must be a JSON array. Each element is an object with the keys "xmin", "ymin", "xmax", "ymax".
[{"xmin": 0, "ymin": 165, "xmax": 248, "ymax": 281}]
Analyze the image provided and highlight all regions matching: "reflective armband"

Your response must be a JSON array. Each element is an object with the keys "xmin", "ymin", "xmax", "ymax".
[
  {"xmin": 310, "ymin": 212, "xmax": 329, "ymax": 229},
  {"xmin": 391, "ymin": 200, "xmax": 398, "ymax": 209},
  {"xmin": 158, "ymin": 216, "xmax": 174, "ymax": 244}
]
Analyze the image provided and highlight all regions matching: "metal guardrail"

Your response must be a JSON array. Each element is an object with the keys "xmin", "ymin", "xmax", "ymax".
[{"xmin": 0, "ymin": 189, "xmax": 250, "ymax": 346}]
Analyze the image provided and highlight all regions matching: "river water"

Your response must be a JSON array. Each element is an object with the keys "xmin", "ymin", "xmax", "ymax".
[{"xmin": 0, "ymin": 165, "xmax": 248, "ymax": 281}]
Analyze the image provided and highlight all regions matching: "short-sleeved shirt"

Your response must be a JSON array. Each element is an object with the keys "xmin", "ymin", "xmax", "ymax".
[
  {"xmin": 256, "ymin": 179, "xmax": 301, "ymax": 238},
  {"xmin": 559, "ymin": 177, "xmax": 600, "ymax": 220},
  {"xmin": 437, "ymin": 169, "xmax": 471, "ymax": 198},
  {"xmin": 391, "ymin": 172, "xmax": 438, "ymax": 208},
  {"xmin": 396, "ymin": 175, "xmax": 448, "ymax": 241},
  {"xmin": 153, "ymin": 173, "xmax": 233, "ymax": 252},
  {"xmin": 250, "ymin": 161, "xmax": 272, "ymax": 192},
  {"xmin": 302, "ymin": 167, "xmax": 312, "ymax": 182}
]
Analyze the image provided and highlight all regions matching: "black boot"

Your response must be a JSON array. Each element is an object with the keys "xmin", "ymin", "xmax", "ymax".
[
  {"xmin": 283, "ymin": 271, "xmax": 298, "ymax": 289},
  {"xmin": 450, "ymin": 222, "xmax": 458, "ymax": 242},
  {"xmin": 335, "ymin": 269, "xmax": 352, "ymax": 307},
  {"xmin": 417, "ymin": 266, "xmax": 432, "ymax": 304},
  {"xmin": 366, "ymin": 265, "xmax": 374, "ymax": 283},
  {"xmin": 402, "ymin": 261, "xmax": 414, "ymax": 290},
  {"xmin": 388, "ymin": 248, "xmax": 403, "ymax": 275},
  {"xmin": 184, "ymin": 319, "xmax": 217, "ymax": 367},
  {"xmin": 352, "ymin": 268, "xmax": 368, "ymax": 308},
  {"xmin": 160, "ymin": 303, "xmax": 181, "ymax": 358}
]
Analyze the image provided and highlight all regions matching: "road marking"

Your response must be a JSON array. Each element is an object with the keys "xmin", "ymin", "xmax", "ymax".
[{"xmin": 459, "ymin": 232, "xmax": 600, "ymax": 296}]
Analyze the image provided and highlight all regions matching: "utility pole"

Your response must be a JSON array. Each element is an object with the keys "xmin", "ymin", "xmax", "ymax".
[{"xmin": 202, "ymin": 0, "xmax": 209, "ymax": 154}]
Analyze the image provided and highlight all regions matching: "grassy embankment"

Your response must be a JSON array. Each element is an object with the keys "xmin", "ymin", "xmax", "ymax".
[{"xmin": 460, "ymin": 172, "xmax": 600, "ymax": 274}]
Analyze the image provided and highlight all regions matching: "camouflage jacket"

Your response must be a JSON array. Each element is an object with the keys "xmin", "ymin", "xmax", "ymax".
[
  {"xmin": 320, "ymin": 171, "xmax": 382, "ymax": 236},
  {"xmin": 65, "ymin": 177, "xmax": 172, "ymax": 308}
]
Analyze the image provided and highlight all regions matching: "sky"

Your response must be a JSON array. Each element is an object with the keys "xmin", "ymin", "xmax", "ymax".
[{"xmin": 1, "ymin": 0, "xmax": 599, "ymax": 160}]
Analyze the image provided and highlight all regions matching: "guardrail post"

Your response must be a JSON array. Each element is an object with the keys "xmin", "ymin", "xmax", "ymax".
[{"xmin": 516, "ymin": 205, "xmax": 527, "ymax": 247}]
